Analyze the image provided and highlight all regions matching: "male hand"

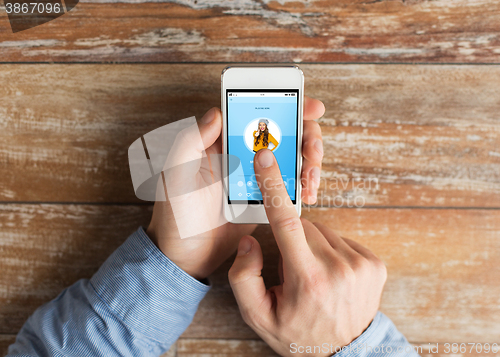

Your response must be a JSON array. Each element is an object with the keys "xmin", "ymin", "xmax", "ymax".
[
  {"xmin": 146, "ymin": 96, "xmax": 325, "ymax": 280},
  {"xmin": 228, "ymin": 149, "xmax": 387, "ymax": 356}
]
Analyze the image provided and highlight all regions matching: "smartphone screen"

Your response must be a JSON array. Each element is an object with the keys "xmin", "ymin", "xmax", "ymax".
[{"xmin": 226, "ymin": 89, "xmax": 299, "ymax": 204}]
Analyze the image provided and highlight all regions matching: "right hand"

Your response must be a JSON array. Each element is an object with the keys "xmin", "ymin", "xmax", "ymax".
[
  {"xmin": 255, "ymin": 131, "xmax": 260, "ymax": 137},
  {"xmin": 228, "ymin": 149, "xmax": 388, "ymax": 356}
]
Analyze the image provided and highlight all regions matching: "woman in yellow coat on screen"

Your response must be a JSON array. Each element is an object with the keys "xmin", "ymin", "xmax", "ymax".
[{"xmin": 253, "ymin": 119, "xmax": 279, "ymax": 152}]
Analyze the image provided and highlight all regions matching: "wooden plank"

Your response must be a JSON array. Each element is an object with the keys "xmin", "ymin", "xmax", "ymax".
[
  {"xmin": 0, "ymin": 335, "xmax": 16, "ymax": 356},
  {"xmin": 176, "ymin": 339, "xmax": 500, "ymax": 357},
  {"xmin": 0, "ymin": 204, "xmax": 499, "ymax": 343},
  {"xmin": 1, "ymin": 1, "xmax": 500, "ymax": 63},
  {"xmin": 0, "ymin": 204, "xmax": 152, "ymax": 334},
  {"xmin": 177, "ymin": 338, "xmax": 278, "ymax": 357},
  {"xmin": 1, "ymin": 64, "xmax": 499, "ymax": 206},
  {"xmin": 310, "ymin": 65, "xmax": 500, "ymax": 208}
]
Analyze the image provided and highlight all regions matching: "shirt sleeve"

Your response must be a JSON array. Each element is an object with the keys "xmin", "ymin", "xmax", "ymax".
[
  {"xmin": 334, "ymin": 311, "xmax": 420, "ymax": 357},
  {"xmin": 7, "ymin": 226, "xmax": 211, "ymax": 357}
]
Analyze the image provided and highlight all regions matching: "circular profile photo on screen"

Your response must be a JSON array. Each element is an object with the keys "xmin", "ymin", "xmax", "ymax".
[{"xmin": 243, "ymin": 118, "xmax": 282, "ymax": 154}]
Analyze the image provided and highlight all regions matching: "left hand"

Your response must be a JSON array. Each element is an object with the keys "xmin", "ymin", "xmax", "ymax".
[{"xmin": 146, "ymin": 96, "xmax": 325, "ymax": 280}]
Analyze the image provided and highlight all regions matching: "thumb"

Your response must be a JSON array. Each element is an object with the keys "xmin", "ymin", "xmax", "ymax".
[
  {"xmin": 197, "ymin": 107, "xmax": 223, "ymax": 152},
  {"xmin": 162, "ymin": 107, "xmax": 221, "ymax": 195},
  {"xmin": 228, "ymin": 235, "xmax": 273, "ymax": 330},
  {"xmin": 167, "ymin": 107, "xmax": 222, "ymax": 168}
]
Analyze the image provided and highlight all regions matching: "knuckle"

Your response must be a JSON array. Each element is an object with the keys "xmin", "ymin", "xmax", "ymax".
[
  {"xmin": 228, "ymin": 266, "xmax": 248, "ymax": 285},
  {"xmin": 359, "ymin": 254, "xmax": 387, "ymax": 283},
  {"xmin": 274, "ymin": 215, "xmax": 303, "ymax": 234},
  {"xmin": 177, "ymin": 127, "xmax": 194, "ymax": 145},
  {"xmin": 352, "ymin": 254, "xmax": 371, "ymax": 272},
  {"xmin": 304, "ymin": 119, "xmax": 321, "ymax": 133},
  {"xmin": 240, "ymin": 305, "xmax": 266, "ymax": 330},
  {"xmin": 374, "ymin": 258, "xmax": 388, "ymax": 281},
  {"xmin": 240, "ymin": 308, "xmax": 254, "ymax": 326},
  {"xmin": 336, "ymin": 261, "xmax": 357, "ymax": 284},
  {"xmin": 301, "ymin": 268, "xmax": 328, "ymax": 295},
  {"xmin": 351, "ymin": 253, "xmax": 387, "ymax": 283},
  {"xmin": 311, "ymin": 120, "xmax": 321, "ymax": 131},
  {"xmin": 312, "ymin": 221, "xmax": 326, "ymax": 231},
  {"xmin": 246, "ymin": 310, "xmax": 264, "ymax": 329}
]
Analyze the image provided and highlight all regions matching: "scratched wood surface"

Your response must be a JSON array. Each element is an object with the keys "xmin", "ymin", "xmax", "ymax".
[
  {"xmin": 175, "ymin": 340, "xmax": 500, "ymax": 357},
  {"xmin": 1, "ymin": 64, "xmax": 499, "ymax": 207},
  {"xmin": 1, "ymin": 1, "xmax": 500, "ymax": 349},
  {"xmin": 0, "ymin": 204, "xmax": 499, "ymax": 347},
  {"xmin": 0, "ymin": 0, "xmax": 500, "ymax": 63},
  {"xmin": 2, "ymin": 335, "xmax": 499, "ymax": 357}
]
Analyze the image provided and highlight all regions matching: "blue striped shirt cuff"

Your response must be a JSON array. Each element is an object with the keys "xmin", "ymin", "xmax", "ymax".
[{"xmin": 90, "ymin": 226, "xmax": 211, "ymax": 344}]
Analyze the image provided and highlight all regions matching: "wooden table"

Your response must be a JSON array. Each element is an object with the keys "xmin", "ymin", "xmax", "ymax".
[{"xmin": 1, "ymin": 1, "xmax": 499, "ymax": 356}]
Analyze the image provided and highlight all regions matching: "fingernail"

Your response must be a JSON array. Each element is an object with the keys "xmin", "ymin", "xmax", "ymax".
[
  {"xmin": 202, "ymin": 108, "xmax": 216, "ymax": 124},
  {"xmin": 257, "ymin": 149, "xmax": 274, "ymax": 168},
  {"xmin": 314, "ymin": 139, "xmax": 323, "ymax": 156},
  {"xmin": 237, "ymin": 236, "xmax": 253, "ymax": 256}
]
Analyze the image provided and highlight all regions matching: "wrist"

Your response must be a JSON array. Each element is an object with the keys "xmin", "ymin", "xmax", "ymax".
[
  {"xmin": 145, "ymin": 223, "xmax": 211, "ymax": 282},
  {"xmin": 332, "ymin": 313, "xmax": 382, "ymax": 357}
]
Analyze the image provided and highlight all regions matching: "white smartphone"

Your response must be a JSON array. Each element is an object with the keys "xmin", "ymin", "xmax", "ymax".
[{"xmin": 221, "ymin": 65, "xmax": 304, "ymax": 224}]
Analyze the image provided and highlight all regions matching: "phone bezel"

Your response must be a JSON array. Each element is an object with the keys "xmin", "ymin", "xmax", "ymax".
[{"xmin": 221, "ymin": 65, "xmax": 304, "ymax": 224}]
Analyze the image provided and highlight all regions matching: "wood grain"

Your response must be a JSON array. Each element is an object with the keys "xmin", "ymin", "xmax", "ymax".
[
  {"xmin": 0, "ymin": 335, "xmax": 16, "ymax": 356},
  {"xmin": 1, "ymin": 204, "xmax": 499, "ymax": 343},
  {"xmin": 3, "ymin": 335, "xmax": 500, "ymax": 356},
  {"xmin": 176, "ymin": 339, "xmax": 500, "ymax": 357},
  {"xmin": 1, "ymin": 64, "xmax": 499, "ymax": 206},
  {"xmin": 1, "ymin": 1, "xmax": 500, "ymax": 63},
  {"xmin": 0, "ymin": 204, "xmax": 152, "ymax": 334},
  {"xmin": 177, "ymin": 338, "xmax": 278, "ymax": 357},
  {"xmin": 1, "ymin": 0, "xmax": 498, "ymax": 353}
]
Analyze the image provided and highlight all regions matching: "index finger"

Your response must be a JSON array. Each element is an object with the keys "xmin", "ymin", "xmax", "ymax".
[
  {"xmin": 254, "ymin": 149, "xmax": 312, "ymax": 264},
  {"xmin": 304, "ymin": 95, "xmax": 325, "ymax": 121}
]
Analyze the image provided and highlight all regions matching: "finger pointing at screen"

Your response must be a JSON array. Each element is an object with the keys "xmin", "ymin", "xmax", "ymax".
[{"xmin": 228, "ymin": 148, "xmax": 389, "ymax": 357}]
